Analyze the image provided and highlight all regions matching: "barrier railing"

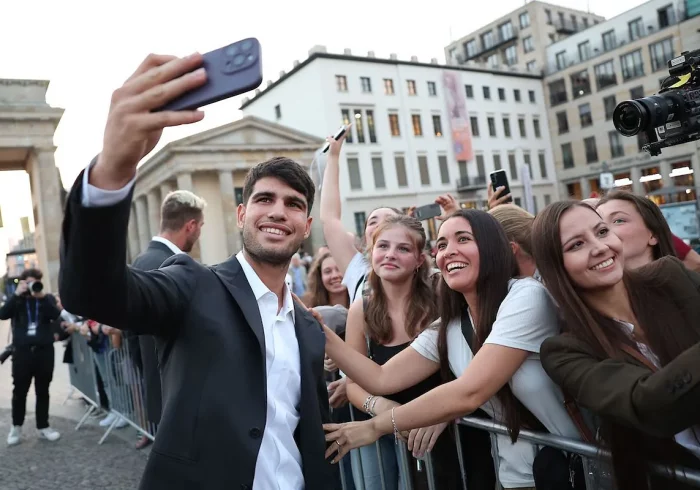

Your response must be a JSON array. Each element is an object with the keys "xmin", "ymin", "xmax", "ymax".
[{"xmin": 65, "ymin": 331, "xmax": 154, "ymax": 445}]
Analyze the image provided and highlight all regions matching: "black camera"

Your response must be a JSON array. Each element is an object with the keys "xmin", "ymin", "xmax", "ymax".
[
  {"xmin": 613, "ymin": 49, "xmax": 700, "ymax": 156},
  {"xmin": 0, "ymin": 344, "xmax": 14, "ymax": 364},
  {"xmin": 27, "ymin": 281, "xmax": 43, "ymax": 294}
]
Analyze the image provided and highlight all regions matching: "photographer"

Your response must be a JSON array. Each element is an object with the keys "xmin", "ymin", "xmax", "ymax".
[{"xmin": 0, "ymin": 268, "xmax": 62, "ymax": 446}]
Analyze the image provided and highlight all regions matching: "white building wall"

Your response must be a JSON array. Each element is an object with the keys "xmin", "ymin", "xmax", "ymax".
[{"xmin": 242, "ymin": 53, "xmax": 559, "ymax": 233}]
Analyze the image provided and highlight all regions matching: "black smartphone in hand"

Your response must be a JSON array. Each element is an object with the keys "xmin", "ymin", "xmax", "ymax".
[
  {"xmin": 155, "ymin": 38, "xmax": 263, "ymax": 112},
  {"xmin": 322, "ymin": 125, "xmax": 348, "ymax": 153},
  {"xmin": 489, "ymin": 170, "xmax": 513, "ymax": 204}
]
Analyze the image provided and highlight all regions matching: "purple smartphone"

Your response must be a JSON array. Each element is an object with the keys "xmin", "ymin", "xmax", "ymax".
[{"xmin": 155, "ymin": 37, "xmax": 263, "ymax": 111}]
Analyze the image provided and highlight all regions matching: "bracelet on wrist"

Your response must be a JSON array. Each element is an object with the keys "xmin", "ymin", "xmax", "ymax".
[
  {"xmin": 391, "ymin": 407, "xmax": 400, "ymax": 444},
  {"xmin": 362, "ymin": 395, "xmax": 375, "ymax": 416}
]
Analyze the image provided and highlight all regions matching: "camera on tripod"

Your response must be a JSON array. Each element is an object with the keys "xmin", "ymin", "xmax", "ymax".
[{"xmin": 613, "ymin": 49, "xmax": 700, "ymax": 156}]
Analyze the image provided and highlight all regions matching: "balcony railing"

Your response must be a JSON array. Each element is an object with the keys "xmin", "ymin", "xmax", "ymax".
[
  {"xmin": 544, "ymin": 8, "xmax": 686, "ymax": 75},
  {"xmin": 456, "ymin": 175, "xmax": 487, "ymax": 191},
  {"xmin": 553, "ymin": 18, "xmax": 582, "ymax": 34},
  {"xmin": 464, "ymin": 27, "xmax": 519, "ymax": 61}
]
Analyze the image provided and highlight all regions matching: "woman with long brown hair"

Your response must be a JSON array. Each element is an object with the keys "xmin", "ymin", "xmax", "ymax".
[
  {"xmin": 303, "ymin": 252, "xmax": 349, "ymax": 308},
  {"xmin": 322, "ymin": 210, "xmax": 580, "ymax": 489},
  {"xmin": 596, "ymin": 190, "xmax": 676, "ymax": 269},
  {"xmin": 531, "ymin": 200, "xmax": 700, "ymax": 490}
]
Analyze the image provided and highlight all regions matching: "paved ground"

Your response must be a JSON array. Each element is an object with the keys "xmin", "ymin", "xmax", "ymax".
[{"xmin": 0, "ymin": 320, "xmax": 149, "ymax": 489}]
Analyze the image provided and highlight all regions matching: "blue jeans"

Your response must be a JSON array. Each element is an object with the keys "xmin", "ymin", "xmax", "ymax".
[{"xmin": 351, "ymin": 434, "xmax": 403, "ymax": 490}]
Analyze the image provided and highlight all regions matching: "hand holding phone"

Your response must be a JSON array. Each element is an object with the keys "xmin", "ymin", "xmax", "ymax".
[
  {"xmin": 489, "ymin": 170, "xmax": 513, "ymax": 207},
  {"xmin": 322, "ymin": 125, "xmax": 349, "ymax": 153},
  {"xmin": 413, "ymin": 203, "xmax": 442, "ymax": 221}
]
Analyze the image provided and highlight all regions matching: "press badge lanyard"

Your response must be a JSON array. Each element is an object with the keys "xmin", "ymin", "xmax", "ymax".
[{"xmin": 26, "ymin": 299, "xmax": 40, "ymax": 337}]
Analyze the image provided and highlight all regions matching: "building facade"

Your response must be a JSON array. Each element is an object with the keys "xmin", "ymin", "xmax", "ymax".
[
  {"xmin": 543, "ymin": 0, "xmax": 700, "ymax": 204},
  {"xmin": 240, "ymin": 47, "xmax": 560, "ymax": 239},
  {"xmin": 126, "ymin": 116, "xmax": 324, "ymax": 265},
  {"xmin": 444, "ymin": 1, "xmax": 605, "ymax": 75}
]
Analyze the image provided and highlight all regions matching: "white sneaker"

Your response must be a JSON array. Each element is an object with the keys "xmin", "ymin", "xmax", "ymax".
[
  {"xmin": 114, "ymin": 416, "xmax": 128, "ymax": 429},
  {"xmin": 7, "ymin": 426, "xmax": 21, "ymax": 446},
  {"xmin": 99, "ymin": 412, "xmax": 116, "ymax": 427},
  {"xmin": 37, "ymin": 427, "xmax": 60, "ymax": 442}
]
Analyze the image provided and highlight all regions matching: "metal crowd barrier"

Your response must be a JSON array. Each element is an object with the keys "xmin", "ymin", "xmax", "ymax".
[
  {"xmin": 65, "ymin": 331, "xmax": 154, "ymax": 445},
  {"xmin": 339, "ymin": 409, "xmax": 700, "ymax": 490}
]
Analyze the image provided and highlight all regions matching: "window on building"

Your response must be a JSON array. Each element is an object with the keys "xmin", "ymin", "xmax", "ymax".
[
  {"xmin": 412, "ymin": 114, "xmax": 423, "ymax": 136},
  {"xmin": 482, "ymin": 30, "xmax": 494, "ymax": 50},
  {"xmin": 514, "ymin": 89, "xmax": 521, "ymax": 102},
  {"xmin": 458, "ymin": 160, "xmax": 468, "ymax": 179},
  {"xmin": 602, "ymin": 30, "xmax": 616, "ymax": 52},
  {"xmin": 630, "ymin": 85, "xmax": 644, "ymax": 99},
  {"xmin": 494, "ymin": 153, "xmax": 502, "ymax": 171},
  {"xmin": 514, "ymin": 197, "xmax": 522, "ymax": 207},
  {"xmin": 488, "ymin": 53, "xmax": 500, "ymax": 67},
  {"xmin": 432, "ymin": 115, "xmax": 443, "ymax": 136},
  {"xmin": 465, "ymin": 40, "xmax": 477, "ymax": 58},
  {"xmin": 556, "ymin": 51, "xmax": 567, "ymax": 70},
  {"xmin": 520, "ymin": 11, "xmax": 530, "ymax": 28},
  {"xmin": 427, "ymin": 81, "xmax": 437, "ymax": 96},
  {"xmin": 538, "ymin": 152, "xmax": 548, "ymax": 178},
  {"xmin": 544, "ymin": 194, "xmax": 552, "ymax": 206},
  {"xmin": 418, "ymin": 155, "xmax": 431, "ymax": 185},
  {"xmin": 650, "ymin": 38, "xmax": 674, "ymax": 72},
  {"xmin": 354, "ymin": 109, "xmax": 365, "ymax": 143},
  {"xmin": 609, "ymin": 131, "xmax": 624, "ymax": 158},
  {"xmin": 465, "ymin": 85, "xmax": 474, "ymax": 98},
  {"xmin": 500, "ymin": 21, "xmax": 514, "ymax": 40},
  {"xmin": 384, "ymin": 78, "xmax": 395, "ymax": 95},
  {"xmin": 488, "ymin": 117, "xmax": 497, "ymax": 136},
  {"xmin": 603, "ymin": 95, "xmax": 616, "ymax": 120},
  {"xmin": 366, "ymin": 110, "xmax": 377, "ymax": 143},
  {"xmin": 583, "ymin": 17, "xmax": 589, "ymax": 28},
  {"xmin": 533, "ymin": 117, "xmax": 541, "ymax": 138},
  {"xmin": 504, "ymin": 45, "xmax": 518, "ymax": 66},
  {"xmin": 274, "ymin": 104, "xmax": 281, "ymax": 120},
  {"xmin": 556, "ymin": 111, "xmax": 569, "ymax": 134},
  {"xmin": 347, "ymin": 157, "xmax": 362, "ymax": 189},
  {"xmin": 658, "ymin": 4, "xmax": 674, "ymax": 28},
  {"xmin": 545, "ymin": 9, "xmax": 552, "ymax": 23},
  {"xmin": 579, "ymin": 103, "xmax": 592, "ymax": 127},
  {"xmin": 578, "ymin": 41, "xmax": 591, "ymax": 61},
  {"xmin": 628, "ymin": 17, "xmax": 644, "ymax": 41},
  {"xmin": 483, "ymin": 86, "xmax": 491, "ymax": 100},
  {"xmin": 621, "ymin": 50, "xmax": 644, "ymax": 80},
  {"xmin": 360, "ymin": 77, "xmax": 372, "ymax": 93},
  {"xmin": 498, "ymin": 88, "xmax": 506, "ymax": 101},
  {"xmin": 584, "ymin": 136, "xmax": 598, "ymax": 163},
  {"xmin": 549, "ymin": 79, "xmax": 567, "ymax": 106},
  {"xmin": 407, "ymin": 80, "xmax": 417, "ymax": 95},
  {"xmin": 508, "ymin": 153, "xmax": 518, "ymax": 180},
  {"xmin": 394, "ymin": 155, "xmax": 408, "ymax": 187},
  {"xmin": 341, "ymin": 109, "xmax": 353, "ymax": 143},
  {"xmin": 594, "ymin": 59, "xmax": 617, "ymax": 90},
  {"xmin": 475, "ymin": 154, "xmax": 486, "ymax": 179},
  {"xmin": 518, "ymin": 117, "xmax": 527, "ymax": 137},
  {"xmin": 529, "ymin": 90, "xmax": 536, "ymax": 103},
  {"xmin": 371, "ymin": 157, "xmax": 386, "ymax": 188},
  {"xmin": 571, "ymin": 69, "xmax": 591, "ymax": 98},
  {"xmin": 562, "ymin": 143, "xmax": 574, "ymax": 168},
  {"xmin": 438, "ymin": 155, "xmax": 450, "ymax": 184},
  {"xmin": 353, "ymin": 212, "xmax": 366, "ymax": 237},
  {"xmin": 336, "ymin": 75, "xmax": 348, "ymax": 92},
  {"xmin": 470, "ymin": 116, "xmax": 480, "ymax": 136},
  {"xmin": 523, "ymin": 36, "xmax": 534, "ymax": 53},
  {"xmin": 503, "ymin": 117, "xmax": 511, "ymax": 137},
  {"xmin": 388, "ymin": 113, "xmax": 400, "ymax": 136},
  {"xmin": 526, "ymin": 60, "xmax": 537, "ymax": 72}
]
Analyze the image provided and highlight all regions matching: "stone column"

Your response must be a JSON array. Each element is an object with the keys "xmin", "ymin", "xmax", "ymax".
[
  {"xmin": 176, "ymin": 172, "xmax": 193, "ymax": 191},
  {"xmin": 127, "ymin": 205, "xmax": 140, "ymax": 262},
  {"xmin": 147, "ymin": 190, "xmax": 161, "ymax": 236},
  {"xmin": 27, "ymin": 149, "xmax": 64, "ymax": 293},
  {"xmin": 134, "ymin": 196, "xmax": 150, "ymax": 252},
  {"xmin": 218, "ymin": 170, "xmax": 241, "ymax": 256},
  {"xmin": 659, "ymin": 159, "xmax": 672, "ymax": 188},
  {"xmin": 160, "ymin": 181, "xmax": 174, "ymax": 200},
  {"xmin": 630, "ymin": 166, "xmax": 643, "ymax": 195},
  {"xmin": 579, "ymin": 177, "xmax": 591, "ymax": 199}
]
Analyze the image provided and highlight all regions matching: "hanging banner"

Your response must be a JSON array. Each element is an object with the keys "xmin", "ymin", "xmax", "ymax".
[{"xmin": 442, "ymin": 70, "xmax": 474, "ymax": 161}]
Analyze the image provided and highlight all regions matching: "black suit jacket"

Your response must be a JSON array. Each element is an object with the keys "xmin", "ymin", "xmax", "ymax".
[
  {"xmin": 131, "ymin": 240, "xmax": 174, "ymax": 425},
  {"xmin": 59, "ymin": 171, "xmax": 339, "ymax": 490}
]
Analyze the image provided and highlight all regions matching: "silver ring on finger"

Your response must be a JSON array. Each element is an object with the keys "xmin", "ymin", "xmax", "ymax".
[{"xmin": 336, "ymin": 440, "xmax": 342, "ymax": 448}]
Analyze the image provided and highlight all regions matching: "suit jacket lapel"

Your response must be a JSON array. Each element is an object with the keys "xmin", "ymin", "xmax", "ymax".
[{"xmin": 211, "ymin": 257, "xmax": 266, "ymax": 361}]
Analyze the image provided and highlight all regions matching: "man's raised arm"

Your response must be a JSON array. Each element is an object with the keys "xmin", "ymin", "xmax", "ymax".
[{"xmin": 59, "ymin": 53, "xmax": 208, "ymax": 334}]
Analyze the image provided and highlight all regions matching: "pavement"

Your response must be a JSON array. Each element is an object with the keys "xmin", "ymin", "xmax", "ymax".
[{"xmin": 0, "ymin": 320, "xmax": 148, "ymax": 489}]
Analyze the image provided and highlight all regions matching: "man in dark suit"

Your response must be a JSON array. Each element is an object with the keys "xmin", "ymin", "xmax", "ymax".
[
  {"xmin": 131, "ymin": 189, "xmax": 206, "ymax": 449},
  {"xmin": 59, "ymin": 53, "xmax": 339, "ymax": 490}
]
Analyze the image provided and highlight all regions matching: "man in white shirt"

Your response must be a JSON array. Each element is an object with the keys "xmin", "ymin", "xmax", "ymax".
[{"xmin": 59, "ymin": 52, "xmax": 339, "ymax": 490}]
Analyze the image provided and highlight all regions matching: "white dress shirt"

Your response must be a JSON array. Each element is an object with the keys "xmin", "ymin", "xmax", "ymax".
[
  {"xmin": 80, "ymin": 162, "xmax": 305, "ymax": 489},
  {"xmin": 151, "ymin": 236, "xmax": 182, "ymax": 255}
]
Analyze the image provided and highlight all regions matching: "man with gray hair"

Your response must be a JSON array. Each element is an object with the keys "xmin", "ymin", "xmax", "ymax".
[{"xmin": 130, "ymin": 189, "xmax": 206, "ymax": 449}]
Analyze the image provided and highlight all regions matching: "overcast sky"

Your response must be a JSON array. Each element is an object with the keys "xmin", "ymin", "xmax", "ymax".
[{"xmin": 0, "ymin": 0, "xmax": 647, "ymax": 269}]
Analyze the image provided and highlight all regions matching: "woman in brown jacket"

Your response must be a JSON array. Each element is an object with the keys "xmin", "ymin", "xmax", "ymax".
[{"xmin": 531, "ymin": 200, "xmax": 700, "ymax": 490}]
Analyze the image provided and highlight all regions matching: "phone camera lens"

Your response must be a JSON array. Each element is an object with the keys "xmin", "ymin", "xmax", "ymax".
[
  {"xmin": 247, "ymin": 54, "xmax": 255, "ymax": 62},
  {"xmin": 241, "ymin": 40, "xmax": 253, "ymax": 51},
  {"xmin": 225, "ymin": 45, "xmax": 239, "ymax": 57},
  {"xmin": 233, "ymin": 54, "xmax": 245, "ymax": 66}
]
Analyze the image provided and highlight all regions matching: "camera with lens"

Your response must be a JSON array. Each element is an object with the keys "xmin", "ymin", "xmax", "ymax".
[
  {"xmin": 0, "ymin": 344, "xmax": 14, "ymax": 364},
  {"xmin": 613, "ymin": 49, "xmax": 700, "ymax": 156},
  {"xmin": 27, "ymin": 281, "xmax": 43, "ymax": 294}
]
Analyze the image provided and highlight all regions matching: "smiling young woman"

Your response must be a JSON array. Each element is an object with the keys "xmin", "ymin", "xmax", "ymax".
[{"xmin": 532, "ymin": 200, "xmax": 700, "ymax": 490}]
